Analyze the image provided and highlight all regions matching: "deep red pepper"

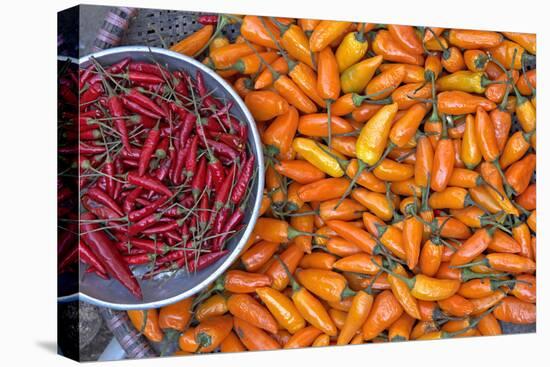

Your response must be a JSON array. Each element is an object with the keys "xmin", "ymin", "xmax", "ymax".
[
  {"xmin": 138, "ymin": 123, "xmax": 161, "ymax": 176},
  {"xmin": 59, "ymin": 244, "xmax": 78, "ymax": 271},
  {"xmin": 127, "ymin": 171, "xmax": 173, "ymax": 197},
  {"xmin": 184, "ymin": 135, "xmax": 199, "ymax": 179},
  {"xmin": 113, "ymin": 158, "xmax": 124, "ymax": 201},
  {"xmin": 79, "ymin": 240, "xmax": 108, "ymax": 275},
  {"xmin": 121, "ymin": 237, "xmax": 170, "ymax": 254},
  {"xmin": 79, "ymin": 64, "xmax": 96, "ymax": 89},
  {"xmin": 121, "ymin": 96, "xmax": 163, "ymax": 119},
  {"xmin": 130, "ymin": 113, "xmax": 156, "ymax": 128},
  {"xmin": 106, "ymin": 95, "xmax": 131, "ymax": 150},
  {"xmin": 187, "ymin": 250, "xmax": 229, "ymax": 272},
  {"xmin": 80, "ymin": 83, "xmax": 104, "ymax": 109},
  {"xmin": 231, "ymin": 154, "xmax": 255, "ymax": 206},
  {"xmin": 155, "ymin": 136, "xmax": 169, "ymax": 159},
  {"xmin": 208, "ymin": 158, "xmax": 225, "ymax": 192},
  {"xmin": 129, "ymin": 195, "xmax": 167, "ymax": 222},
  {"xmin": 87, "ymin": 187, "xmax": 124, "ymax": 217},
  {"xmin": 123, "ymin": 187, "xmax": 144, "ymax": 214},
  {"xmin": 103, "ymin": 158, "xmax": 115, "ymax": 197},
  {"xmin": 154, "ymin": 155, "xmax": 172, "ymax": 181},
  {"xmin": 80, "ymin": 212, "xmax": 142, "ymax": 299},
  {"xmin": 142, "ymin": 219, "xmax": 182, "ymax": 235},
  {"xmin": 124, "ymin": 253, "xmax": 156, "ymax": 265},
  {"xmin": 210, "ymin": 132, "xmax": 245, "ymax": 152},
  {"xmin": 126, "ymin": 88, "xmax": 168, "ymax": 118},
  {"xmin": 198, "ymin": 14, "xmax": 219, "ymax": 25},
  {"xmin": 172, "ymin": 137, "xmax": 192, "ymax": 185},
  {"xmin": 79, "ymin": 142, "xmax": 106, "ymax": 155},
  {"xmin": 214, "ymin": 164, "xmax": 236, "ymax": 210},
  {"xmin": 129, "ymin": 62, "xmax": 170, "ymax": 79},
  {"xmin": 179, "ymin": 113, "xmax": 196, "ymax": 148},
  {"xmin": 199, "ymin": 194, "xmax": 211, "ymax": 232},
  {"xmin": 201, "ymin": 138, "xmax": 239, "ymax": 161},
  {"xmin": 87, "ymin": 58, "xmax": 130, "ymax": 86},
  {"xmin": 212, "ymin": 205, "xmax": 245, "ymax": 251},
  {"xmin": 191, "ymin": 156, "xmax": 208, "ymax": 200},
  {"xmin": 128, "ymin": 212, "xmax": 163, "ymax": 236}
]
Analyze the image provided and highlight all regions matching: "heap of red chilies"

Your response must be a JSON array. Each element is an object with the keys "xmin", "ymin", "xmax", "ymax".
[{"xmin": 73, "ymin": 57, "xmax": 255, "ymax": 299}]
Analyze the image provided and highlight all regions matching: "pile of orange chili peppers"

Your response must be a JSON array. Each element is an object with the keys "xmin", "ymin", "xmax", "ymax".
[{"xmin": 126, "ymin": 15, "xmax": 536, "ymax": 354}]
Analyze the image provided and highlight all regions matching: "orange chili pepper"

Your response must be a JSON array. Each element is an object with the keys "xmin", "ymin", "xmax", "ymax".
[
  {"xmin": 178, "ymin": 327, "xmax": 199, "ymax": 353},
  {"xmin": 387, "ymin": 25, "xmax": 423, "ymax": 55},
  {"xmin": 274, "ymin": 75, "xmax": 318, "ymax": 114},
  {"xmin": 516, "ymin": 69, "xmax": 536, "ymax": 96},
  {"xmin": 387, "ymin": 263, "xmax": 421, "ymax": 319},
  {"xmin": 241, "ymin": 241, "xmax": 280, "ymax": 272},
  {"xmin": 275, "ymin": 159, "xmax": 326, "ymax": 184},
  {"xmin": 225, "ymin": 51, "xmax": 278, "ymax": 74},
  {"xmin": 272, "ymin": 20, "xmax": 314, "ymax": 68},
  {"xmin": 488, "ymin": 40, "xmax": 534, "ymax": 70},
  {"xmin": 392, "ymin": 82, "xmax": 432, "ymax": 110},
  {"xmin": 127, "ymin": 309, "xmax": 163, "ymax": 343},
  {"xmin": 326, "ymin": 220, "xmax": 376, "ymax": 254},
  {"xmin": 403, "ymin": 215, "xmax": 424, "ymax": 270},
  {"xmin": 345, "ymin": 159, "xmax": 386, "ymax": 193},
  {"xmin": 480, "ymin": 162, "xmax": 519, "ymax": 215},
  {"xmin": 263, "ymin": 106, "xmax": 299, "ymax": 160},
  {"xmin": 300, "ymin": 252, "xmax": 337, "ymax": 270},
  {"xmin": 227, "ymin": 293, "xmax": 278, "ymax": 334},
  {"xmin": 291, "ymin": 203, "xmax": 315, "ymax": 253},
  {"xmin": 224, "ymin": 270, "xmax": 272, "ymax": 293},
  {"xmin": 390, "ymin": 104, "xmax": 429, "ymax": 148},
  {"xmin": 438, "ymin": 294, "xmax": 474, "ymax": 317},
  {"xmin": 319, "ymin": 198, "xmax": 366, "ymax": 222},
  {"xmin": 220, "ymin": 331, "xmax": 247, "ymax": 353},
  {"xmin": 265, "ymin": 243, "xmax": 304, "ymax": 290},
  {"xmin": 209, "ymin": 43, "xmax": 264, "ymax": 69},
  {"xmin": 245, "ymin": 90, "xmax": 289, "ymax": 121},
  {"xmin": 365, "ymin": 65, "xmax": 406, "ymax": 100},
  {"xmin": 327, "ymin": 237, "xmax": 363, "ymax": 257},
  {"xmin": 240, "ymin": 16, "xmax": 280, "ymax": 48},
  {"xmin": 284, "ymin": 326, "xmax": 323, "ymax": 348},
  {"xmin": 388, "ymin": 313, "xmax": 416, "ymax": 341},
  {"xmin": 362, "ymin": 290, "xmax": 404, "ymax": 341},
  {"xmin": 477, "ymin": 313, "xmax": 502, "ymax": 336},
  {"xmin": 233, "ymin": 317, "xmax": 281, "ymax": 351},
  {"xmin": 505, "ymin": 153, "xmax": 535, "ymax": 195},
  {"xmin": 493, "ymin": 296, "xmax": 536, "ymax": 324},
  {"xmin": 171, "ymin": 25, "xmax": 214, "ymax": 56},
  {"xmin": 468, "ymin": 186, "xmax": 502, "ymax": 214},
  {"xmin": 372, "ymin": 30, "xmax": 424, "ymax": 65},
  {"xmin": 296, "ymin": 268, "xmax": 355, "ymax": 303},
  {"xmin": 254, "ymin": 57, "xmax": 290, "ymax": 89},
  {"xmin": 298, "ymin": 18, "xmax": 321, "ymax": 35},
  {"xmin": 464, "ymin": 50, "xmax": 489, "ymax": 72},
  {"xmin": 438, "ymin": 91, "xmax": 496, "ymax": 115},
  {"xmin": 309, "ymin": 20, "xmax": 352, "ymax": 52},
  {"xmin": 194, "ymin": 315, "xmax": 233, "ymax": 352},
  {"xmin": 419, "ymin": 239, "xmax": 443, "ymax": 277},
  {"xmin": 449, "ymin": 227, "xmax": 494, "ymax": 266},
  {"xmin": 256, "ymin": 287, "xmax": 306, "ymax": 334},
  {"xmin": 195, "ymin": 293, "xmax": 228, "ymax": 322},
  {"xmin": 298, "ymin": 178, "xmax": 351, "ymax": 203},
  {"xmin": 159, "ymin": 297, "xmax": 193, "ymax": 332},
  {"xmin": 233, "ymin": 76, "xmax": 254, "ymax": 98},
  {"xmin": 448, "ymin": 29, "xmax": 503, "ymax": 49},
  {"xmin": 502, "ymin": 32, "xmax": 536, "ymax": 54},
  {"xmin": 337, "ymin": 290, "xmax": 374, "ymax": 345},
  {"xmin": 352, "ymin": 188, "xmax": 394, "ymax": 221},
  {"xmin": 298, "ymin": 113, "xmax": 354, "ymax": 137},
  {"xmin": 516, "ymin": 183, "xmax": 536, "ymax": 210},
  {"xmin": 333, "ymin": 253, "xmax": 381, "ymax": 275},
  {"xmin": 442, "ymin": 47, "xmax": 466, "ymax": 73}
]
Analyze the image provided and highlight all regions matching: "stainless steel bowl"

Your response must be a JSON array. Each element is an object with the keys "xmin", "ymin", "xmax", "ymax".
[{"xmin": 78, "ymin": 46, "xmax": 264, "ymax": 310}]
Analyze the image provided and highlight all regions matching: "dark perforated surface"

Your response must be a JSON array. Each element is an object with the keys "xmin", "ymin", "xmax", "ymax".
[{"xmin": 122, "ymin": 10, "xmax": 240, "ymax": 48}]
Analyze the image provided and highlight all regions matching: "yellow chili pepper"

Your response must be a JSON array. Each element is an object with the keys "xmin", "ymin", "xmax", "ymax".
[
  {"xmin": 340, "ymin": 55, "xmax": 383, "ymax": 93},
  {"xmin": 436, "ymin": 71, "xmax": 490, "ymax": 94},
  {"xmin": 336, "ymin": 31, "xmax": 369, "ymax": 72},
  {"xmin": 309, "ymin": 20, "xmax": 352, "ymax": 52},
  {"xmin": 356, "ymin": 103, "xmax": 399, "ymax": 166},
  {"xmin": 292, "ymin": 137, "xmax": 345, "ymax": 177}
]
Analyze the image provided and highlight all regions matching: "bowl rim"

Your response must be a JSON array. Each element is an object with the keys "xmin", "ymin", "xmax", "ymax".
[{"xmin": 76, "ymin": 46, "xmax": 265, "ymax": 310}]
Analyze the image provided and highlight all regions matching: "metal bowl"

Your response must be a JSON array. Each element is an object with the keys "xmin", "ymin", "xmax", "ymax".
[{"xmin": 78, "ymin": 46, "xmax": 264, "ymax": 310}]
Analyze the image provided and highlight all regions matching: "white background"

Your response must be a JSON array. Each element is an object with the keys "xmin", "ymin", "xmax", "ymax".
[{"xmin": 0, "ymin": 0, "xmax": 546, "ymax": 366}]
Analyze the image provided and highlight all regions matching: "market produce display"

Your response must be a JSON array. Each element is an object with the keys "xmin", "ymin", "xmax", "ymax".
[{"xmin": 77, "ymin": 13, "xmax": 536, "ymax": 354}]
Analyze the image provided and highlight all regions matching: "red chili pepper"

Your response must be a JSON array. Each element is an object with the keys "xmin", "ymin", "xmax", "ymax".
[
  {"xmin": 231, "ymin": 155, "xmax": 255, "ymax": 206},
  {"xmin": 81, "ymin": 195, "xmax": 127, "ymax": 231},
  {"xmin": 201, "ymin": 138, "xmax": 239, "ymax": 161},
  {"xmin": 179, "ymin": 113, "xmax": 197, "ymax": 148},
  {"xmin": 187, "ymin": 250, "xmax": 229, "ymax": 272},
  {"xmin": 86, "ymin": 266, "xmax": 109, "ymax": 280},
  {"xmin": 184, "ymin": 135, "xmax": 200, "ymax": 179},
  {"xmin": 155, "ymin": 156, "xmax": 172, "ymax": 181},
  {"xmin": 127, "ymin": 171, "xmax": 173, "ymax": 197},
  {"xmin": 208, "ymin": 158, "xmax": 225, "ymax": 192},
  {"xmin": 128, "ymin": 195, "xmax": 167, "ymax": 222},
  {"xmin": 80, "ymin": 83, "xmax": 105, "ymax": 109},
  {"xmin": 128, "ymin": 62, "xmax": 170, "ymax": 79},
  {"xmin": 106, "ymin": 95, "xmax": 131, "ymax": 151},
  {"xmin": 142, "ymin": 220, "xmax": 182, "ymax": 235},
  {"xmin": 79, "ymin": 240, "xmax": 108, "ymax": 275},
  {"xmin": 191, "ymin": 156, "xmax": 208, "ymax": 200},
  {"xmin": 214, "ymin": 164, "xmax": 236, "ymax": 210},
  {"xmin": 121, "ymin": 96, "xmax": 163, "ymax": 119},
  {"xmin": 198, "ymin": 14, "xmax": 219, "ymax": 25},
  {"xmin": 128, "ymin": 212, "xmax": 163, "ymax": 236},
  {"xmin": 196, "ymin": 70, "xmax": 223, "ymax": 110},
  {"xmin": 59, "ymin": 244, "xmax": 78, "ymax": 271},
  {"xmin": 59, "ymin": 84, "xmax": 78, "ymax": 105},
  {"xmin": 79, "ymin": 143, "xmax": 106, "ymax": 155},
  {"xmin": 199, "ymin": 194, "xmax": 211, "ymax": 232},
  {"xmin": 103, "ymin": 158, "xmax": 115, "ymax": 197},
  {"xmin": 113, "ymin": 158, "xmax": 124, "ymax": 201},
  {"xmin": 210, "ymin": 132, "xmax": 245, "ymax": 152},
  {"xmin": 121, "ymin": 238, "xmax": 170, "ymax": 254},
  {"xmin": 212, "ymin": 205, "xmax": 245, "ymax": 251},
  {"xmin": 80, "ymin": 212, "xmax": 142, "ymax": 299},
  {"xmin": 79, "ymin": 64, "xmax": 96, "ymax": 89},
  {"xmin": 172, "ymin": 137, "xmax": 192, "ymax": 185},
  {"xmin": 87, "ymin": 187, "xmax": 124, "ymax": 217},
  {"xmin": 138, "ymin": 123, "xmax": 161, "ymax": 176},
  {"xmin": 87, "ymin": 58, "xmax": 130, "ymax": 86},
  {"xmin": 126, "ymin": 88, "xmax": 168, "ymax": 118}
]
